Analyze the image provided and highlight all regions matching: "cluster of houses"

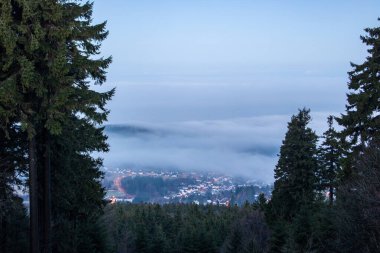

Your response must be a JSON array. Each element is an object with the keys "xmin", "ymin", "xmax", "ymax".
[{"xmin": 103, "ymin": 167, "xmax": 269, "ymax": 206}]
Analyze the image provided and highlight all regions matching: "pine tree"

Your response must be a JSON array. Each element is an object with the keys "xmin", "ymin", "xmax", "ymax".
[
  {"xmin": 318, "ymin": 116, "xmax": 341, "ymax": 205},
  {"xmin": 0, "ymin": 1, "xmax": 113, "ymax": 252},
  {"xmin": 336, "ymin": 19, "xmax": 380, "ymax": 177},
  {"xmin": 270, "ymin": 108, "xmax": 319, "ymax": 220},
  {"xmin": 50, "ymin": 116, "xmax": 109, "ymax": 253},
  {"xmin": 253, "ymin": 193, "xmax": 267, "ymax": 212},
  {"xmin": 268, "ymin": 108, "xmax": 319, "ymax": 252},
  {"xmin": 223, "ymin": 227, "xmax": 242, "ymax": 253}
]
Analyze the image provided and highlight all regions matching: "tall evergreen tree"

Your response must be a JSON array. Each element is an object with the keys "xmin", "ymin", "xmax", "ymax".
[
  {"xmin": 268, "ymin": 108, "xmax": 319, "ymax": 252},
  {"xmin": 50, "ymin": 116, "xmax": 109, "ymax": 253},
  {"xmin": 270, "ymin": 108, "xmax": 319, "ymax": 220},
  {"xmin": 318, "ymin": 116, "xmax": 341, "ymax": 205},
  {"xmin": 336, "ymin": 19, "xmax": 380, "ymax": 177},
  {"xmin": 0, "ymin": 1, "xmax": 113, "ymax": 252}
]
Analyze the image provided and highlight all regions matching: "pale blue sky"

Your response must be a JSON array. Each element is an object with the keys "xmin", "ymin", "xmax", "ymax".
[
  {"xmin": 92, "ymin": 1, "xmax": 380, "ymax": 180},
  {"xmin": 94, "ymin": 1, "xmax": 378, "ymax": 76},
  {"xmin": 92, "ymin": 0, "xmax": 380, "ymax": 123}
]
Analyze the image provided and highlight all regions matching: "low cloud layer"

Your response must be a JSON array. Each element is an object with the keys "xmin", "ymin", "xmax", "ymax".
[{"xmin": 102, "ymin": 112, "xmax": 335, "ymax": 183}]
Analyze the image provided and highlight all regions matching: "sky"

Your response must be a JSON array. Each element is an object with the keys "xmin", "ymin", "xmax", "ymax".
[{"xmin": 91, "ymin": 0, "xmax": 380, "ymax": 182}]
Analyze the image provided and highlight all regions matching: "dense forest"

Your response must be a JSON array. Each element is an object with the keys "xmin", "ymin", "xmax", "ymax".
[
  {"xmin": 102, "ymin": 201, "xmax": 269, "ymax": 253},
  {"xmin": 0, "ymin": 1, "xmax": 380, "ymax": 253}
]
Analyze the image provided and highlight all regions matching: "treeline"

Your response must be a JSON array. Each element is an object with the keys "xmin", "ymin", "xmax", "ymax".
[
  {"xmin": 102, "ymin": 201, "xmax": 269, "ymax": 253},
  {"xmin": 231, "ymin": 185, "xmax": 272, "ymax": 206}
]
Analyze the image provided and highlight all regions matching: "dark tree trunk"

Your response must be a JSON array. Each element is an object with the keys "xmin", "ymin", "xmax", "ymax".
[
  {"xmin": 29, "ymin": 137, "xmax": 40, "ymax": 253},
  {"xmin": 43, "ymin": 133, "xmax": 51, "ymax": 253}
]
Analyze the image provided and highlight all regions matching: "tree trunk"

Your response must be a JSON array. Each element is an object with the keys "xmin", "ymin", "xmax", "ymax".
[
  {"xmin": 29, "ymin": 137, "xmax": 40, "ymax": 253},
  {"xmin": 43, "ymin": 133, "xmax": 51, "ymax": 253}
]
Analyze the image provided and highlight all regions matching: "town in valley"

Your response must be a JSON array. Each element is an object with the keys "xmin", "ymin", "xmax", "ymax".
[{"xmin": 102, "ymin": 167, "xmax": 272, "ymax": 206}]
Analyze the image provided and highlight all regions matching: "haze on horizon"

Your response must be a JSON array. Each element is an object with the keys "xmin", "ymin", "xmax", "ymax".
[{"xmin": 92, "ymin": 0, "xmax": 380, "ymax": 183}]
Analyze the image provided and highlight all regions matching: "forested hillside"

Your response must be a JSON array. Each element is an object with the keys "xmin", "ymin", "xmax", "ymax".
[{"xmin": 1, "ymin": 1, "xmax": 380, "ymax": 253}]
